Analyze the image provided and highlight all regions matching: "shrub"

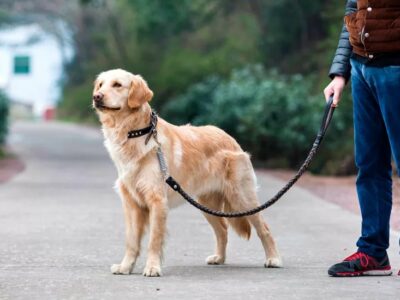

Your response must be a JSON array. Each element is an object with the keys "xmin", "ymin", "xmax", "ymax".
[
  {"xmin": 162, "ymin": 65, "xmax": 354, "ymax": 174},
  {"xmin": 58, "ymin": 81, "xmax": 98, "ymax": 124},
  {"xmin": 161, "ymin": 76, "xmax": 222, "ymax": 125},
  {"xmin": 0, "ymin": 90, "xmax": 9, "ymax": 145}
]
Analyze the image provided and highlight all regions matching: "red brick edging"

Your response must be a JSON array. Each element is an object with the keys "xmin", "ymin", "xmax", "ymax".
[{"xmin": 0, "ymin": 157, "xmax": 25, "ymax": 184}]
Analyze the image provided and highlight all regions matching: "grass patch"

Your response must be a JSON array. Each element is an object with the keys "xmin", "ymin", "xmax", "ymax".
[{"xmin": 0, "ymin": 146, "xmax": 10, "ymax": 160}]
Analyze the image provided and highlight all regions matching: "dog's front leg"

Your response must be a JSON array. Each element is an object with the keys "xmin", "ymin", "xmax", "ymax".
[
  {"xmin": 111, "ymin": 183, "xmax": 148, "ymax": 275},
  {"xmin": 143, "ymin": 196, "xmax": 168, "ymax": 277}
]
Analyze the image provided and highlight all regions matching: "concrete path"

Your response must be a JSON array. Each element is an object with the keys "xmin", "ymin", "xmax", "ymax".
[{"xmin": 0, "ymin": 121, "xmax": 399, "ymax": 300}]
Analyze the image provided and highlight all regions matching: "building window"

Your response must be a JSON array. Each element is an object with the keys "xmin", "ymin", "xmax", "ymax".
[{"xmin": 14, "ymin": 55, "xmax": 31, "ymax": 74}]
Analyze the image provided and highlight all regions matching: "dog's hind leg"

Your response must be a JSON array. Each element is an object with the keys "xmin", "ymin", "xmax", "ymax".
[
  {"xmin": 227, "ymin": 189, "xmax": 282, "ymax": 268},
  {"xmin": 223, "ymin": 152, "xmax": 282, "ymax": 268},
  {"xmin": 198, "ymin": 193, "xmax": 228, "ymax": 265},
  {"xmin": 247, "ymin": 212, "xmax": 282, "ymax": 268},
  {"xmin": 111, "ymin": 182, "xmax": 148, "ymax": 275}
]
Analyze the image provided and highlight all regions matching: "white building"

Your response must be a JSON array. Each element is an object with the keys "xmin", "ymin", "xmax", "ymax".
[{"xmin": 0, "ymin": 22, "xmax": 73, "ymax": 118}]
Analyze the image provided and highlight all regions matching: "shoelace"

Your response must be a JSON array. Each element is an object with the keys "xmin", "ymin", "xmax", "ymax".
[{"xmin": 344, "ymin": 252, "xmax": 376, "ymax": 268}]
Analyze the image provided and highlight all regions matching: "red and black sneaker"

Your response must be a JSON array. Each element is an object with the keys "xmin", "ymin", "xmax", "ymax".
[{"xmin": 328, "ymin": 252, "xmax": 392, "ymax": 277}]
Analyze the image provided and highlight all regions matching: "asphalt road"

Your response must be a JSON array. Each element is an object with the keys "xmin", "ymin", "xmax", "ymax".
[{"xmin": 0, "ymin": 121, "xmax": 399, "ymax": 300}]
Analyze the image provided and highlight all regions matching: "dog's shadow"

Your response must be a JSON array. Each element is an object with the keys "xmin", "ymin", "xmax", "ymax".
[{"xmin": 145, "ymin": 264, "xmax": 284, "ymax": 278}]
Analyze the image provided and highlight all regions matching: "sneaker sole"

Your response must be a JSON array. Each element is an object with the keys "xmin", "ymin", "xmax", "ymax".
[{"xmin": 329, "ymin": 268, "xmax": 392, "ymax": 277}]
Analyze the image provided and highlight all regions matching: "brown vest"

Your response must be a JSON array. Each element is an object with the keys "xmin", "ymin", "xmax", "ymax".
[{"xmin": 345, "ymin": 0, "xmax": 400, "ymax": 58}]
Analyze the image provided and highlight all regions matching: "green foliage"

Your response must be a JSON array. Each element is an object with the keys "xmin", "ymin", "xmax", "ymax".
[
  {"xmin": 57, "ymin": 81, "xmax": 97, "ymax": 123},
  {"xmin": 162, "ymin": 76, "xmax": 221, "ymax": 125},
  {"xmin": 260, "ymin": 1, "xmax": 326, "ymax": 63},
  {"xmin": 60, "ymin": 0, "xmax": 345, "ymax": 110},
  {"xmin": 0, "ymin": 90, "xmax": 9, "ymax": 145},
  {"xmin": 56, "ymin": 0, "xmax": 354, "ymax": 174},
  {"xmin": 0, "ymin": 9, "xmax": 11, "ymax": 24},
  {"xmin": 163, "ymin": 66, "xmax": 319, "ymax": 164},
  {"xmin": 163, "ymin": 65, "xmax": 354, "ymax": 174},
  {"xmin": 60, "ymin": 0, "xmax": 263, "ymax": 112}
]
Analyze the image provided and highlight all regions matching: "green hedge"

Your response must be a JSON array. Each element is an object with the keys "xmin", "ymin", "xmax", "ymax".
[
  {"xmin": 162, "ymin": 65, "xmax": 354, "ymax": 174},
  {"xmin": 0, "ymin": 90, "xmax": 9, "ymax": 146},
  {"xmin": 57, "ymin": 81, "xmax": 98, "ymax": 124}
]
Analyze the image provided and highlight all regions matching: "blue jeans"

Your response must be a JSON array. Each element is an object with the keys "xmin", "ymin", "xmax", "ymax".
[{"xmin": 351, "ymin": 58, "xmax": 400, "ymax": 258}]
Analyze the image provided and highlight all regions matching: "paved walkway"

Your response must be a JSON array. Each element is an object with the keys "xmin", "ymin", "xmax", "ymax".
[{"xmin": 0, "ymin": 121, "xmax": 399, "ymax": 300}]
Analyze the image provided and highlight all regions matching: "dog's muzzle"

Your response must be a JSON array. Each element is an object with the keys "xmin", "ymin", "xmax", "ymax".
[{"xmin": 92, "ymin": 93, "xmax": 121, "ymax": 111}]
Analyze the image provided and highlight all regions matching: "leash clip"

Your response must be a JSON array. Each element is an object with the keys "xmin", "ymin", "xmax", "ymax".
[
  {"xmin": 145, "ymin": 128, "xmax": 161, "ymax": 146},
  {"xmin": 156, "ymin": 145, "xmax": 169, "ymax": 180},
  {"xmin": 145, "ymin": 110, "xmax": 160, "ymax": 146}
]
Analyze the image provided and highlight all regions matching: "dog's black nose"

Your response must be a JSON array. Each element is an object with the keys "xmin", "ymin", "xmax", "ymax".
[{"xmin": 93, "ymin": 92, "xmax": 104, "ymax": 102}]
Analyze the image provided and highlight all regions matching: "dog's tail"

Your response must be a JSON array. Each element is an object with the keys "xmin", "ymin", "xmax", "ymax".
[{"xmin": 224, "ymin": 202, "xmax": 251, "ymax": 240}]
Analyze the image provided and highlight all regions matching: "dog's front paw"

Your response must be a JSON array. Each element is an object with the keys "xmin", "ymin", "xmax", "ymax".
[
  {"xmin": 206, "ymin": 254, "xmax": 225, "ymax": 265},
  {"xmin": 111, "ymin": 263, "xmax": 133, "ymax": 275},
  {"xmin": 264, "ymin": 257, "xmax": 283, "ymax": 268},
  {"xmin": 143, "ymin": 265, "xmax": 162, "ymax": 277}
]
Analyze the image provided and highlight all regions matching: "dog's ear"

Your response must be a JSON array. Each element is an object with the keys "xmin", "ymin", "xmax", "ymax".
[{"xmin": 127, "ymin": 75, "xmax": 154, "ymax": 108}]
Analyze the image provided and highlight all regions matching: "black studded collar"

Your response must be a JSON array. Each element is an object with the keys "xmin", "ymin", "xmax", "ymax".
[{"xmin": 127, "ymin": 110, "xmax": 158, "ymax": 145}]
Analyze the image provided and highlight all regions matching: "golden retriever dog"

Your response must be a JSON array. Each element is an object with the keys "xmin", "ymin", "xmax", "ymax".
[{"xmin": 93, "ymin": 69, "xmax": 282, "ymax": 277}]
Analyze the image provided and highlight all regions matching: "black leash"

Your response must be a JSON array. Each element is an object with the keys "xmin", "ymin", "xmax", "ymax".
[
  {"xmin": 128, "ymin": 97, "xmax": 336, "ymax": 218},
  {"xmin": 165, "ymin": 97, "xmax": 336, "ymax": 218}
]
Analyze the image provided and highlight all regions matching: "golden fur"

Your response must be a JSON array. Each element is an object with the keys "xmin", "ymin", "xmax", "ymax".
[{"xmin": 93, "ymin": 69, "xmax": 282, "ymax": 276}]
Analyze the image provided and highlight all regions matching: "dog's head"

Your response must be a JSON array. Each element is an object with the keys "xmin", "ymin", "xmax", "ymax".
[{"xmin": 92, "ymin": 69, "xmax": 153, "ymax": 113}]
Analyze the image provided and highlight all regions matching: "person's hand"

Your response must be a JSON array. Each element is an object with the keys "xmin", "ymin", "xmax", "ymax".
[{"xmin": 323, "ymin": 76, "xmax": 346, "ymax": 107}]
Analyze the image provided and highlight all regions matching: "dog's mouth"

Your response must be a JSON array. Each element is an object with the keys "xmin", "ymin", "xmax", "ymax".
[{"xmin": 94, "ymin": 102, "xmax": 121, "ymax": 111}]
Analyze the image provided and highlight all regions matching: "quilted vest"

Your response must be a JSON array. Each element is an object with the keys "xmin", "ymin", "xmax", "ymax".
[{"xmin": 345, "ymin": 0, "xmax": 400, "ymax": 58}]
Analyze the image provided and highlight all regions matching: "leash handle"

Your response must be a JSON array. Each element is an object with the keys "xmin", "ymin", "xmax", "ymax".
[
  {"xmin": 317, "ymin": 96, "xmax": 335, "ymax": 142},
  {"xmin": 324, "ymin": 96, "xmax": 336, "ymax": 131}
]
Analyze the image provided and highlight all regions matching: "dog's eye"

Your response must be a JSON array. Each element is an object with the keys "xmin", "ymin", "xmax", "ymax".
[
  {"xmin": 99, "ymin": 82, "xmax": 103, "ymax": 88},
  {"xmin": 113, "ymin": 82, "xmax": 122, "ymax": 88}
]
